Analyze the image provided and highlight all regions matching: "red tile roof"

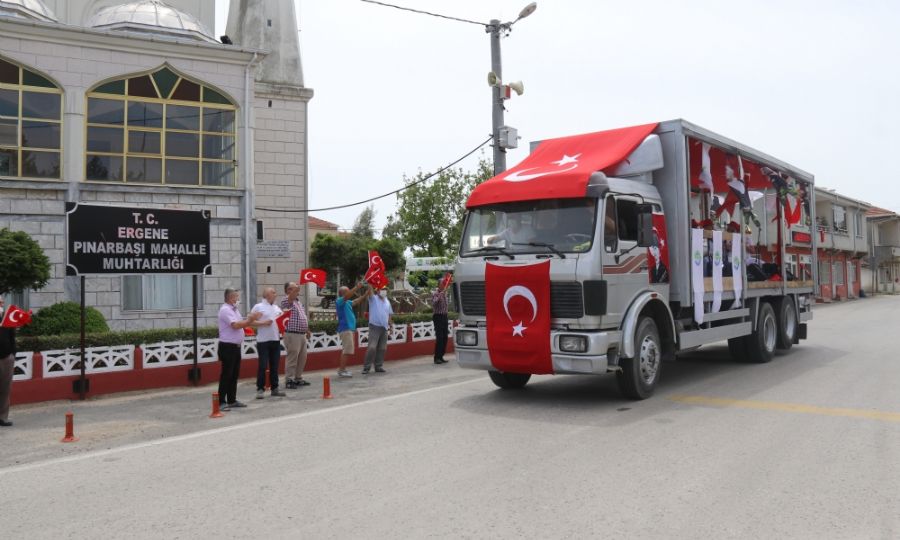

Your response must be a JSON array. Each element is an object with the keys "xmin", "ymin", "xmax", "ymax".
[
  {"xmin": 308, "ymin": 216, "xmax": 340, "ymax": 230},
  {"xmin": 866, "ymin": 206, "xmax": 897, "ymax": 218}
]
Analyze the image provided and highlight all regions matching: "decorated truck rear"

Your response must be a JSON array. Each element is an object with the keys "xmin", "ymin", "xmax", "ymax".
[{"xmin": 452, "ymin": 119, "xmax": 816, "ymax": 399}]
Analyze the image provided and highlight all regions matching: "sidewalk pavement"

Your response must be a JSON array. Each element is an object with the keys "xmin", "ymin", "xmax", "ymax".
[{"xmin": 0, "ymin": 353, "xmax": 474, "ymax": 470}]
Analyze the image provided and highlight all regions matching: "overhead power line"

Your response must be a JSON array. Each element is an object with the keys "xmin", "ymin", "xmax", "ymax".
[
  {"xmin": 359, "ymin": 0, "xmax": 488, "ymax": 27},
  {"xmin": 255, "ymin": 135, "xmax": 492, "ymax": 214}
]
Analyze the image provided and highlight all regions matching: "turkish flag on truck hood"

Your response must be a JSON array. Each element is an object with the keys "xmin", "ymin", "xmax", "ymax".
[
  {"xmin": 485, "ymin": 261, "xmax": 553, "ymax": 374},
  {"xmin": 466, "ymin": 123, "xmax": 659, "ymax": 208}
]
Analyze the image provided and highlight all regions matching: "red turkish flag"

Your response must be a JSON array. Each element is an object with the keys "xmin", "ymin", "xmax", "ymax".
[
  {"xmin": 485, "ymin": 261, "xmax": 552, "ymax": 374},
  {"xmin": 275, "ymin": 310, "xmax": 292, "ymax": 334},
  {"xmin": 1, "ymin": 305, "xmax": 31, "ymax": 328},
  {"xmin": 243, "ymin": 327, "xmax": 255, "ymax": 336},
  {"xmin": 368, "ymin": 250, "xmax": 385, "ymax": 273},
  {"xmin": 439, "ymin": 272, "xmax": 453, "ymax": 290},
  {"xmin": 467, "ymin": 123, "xmax": 659, "ymax": 208},
  {"xmin": 299, "ymin": 268, "xmax": 327, "ymax": 288},
  {"xmin": 366, "ymin": 269, "xmax": 388, "ymax": 290}
]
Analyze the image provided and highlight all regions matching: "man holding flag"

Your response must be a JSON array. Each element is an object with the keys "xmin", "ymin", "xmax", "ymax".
[
  {"xmin": 432, "ymin": 273, "xmax": 452, "ymax": 365},
  {"xmin": 1, "ymin": 299, "xmax": 33, "ymax": 427},
  {"xmin": 251, "ymin": 287, "xmax": 286, "ymax": 399}
]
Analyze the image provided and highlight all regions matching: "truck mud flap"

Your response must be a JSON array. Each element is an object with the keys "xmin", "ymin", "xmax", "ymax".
[{"xmin": 796, "ymin": 323, "xmax": 807, "ymax": 342}]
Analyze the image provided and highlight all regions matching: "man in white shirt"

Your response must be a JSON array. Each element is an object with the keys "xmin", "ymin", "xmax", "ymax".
[
  {"xmin": 251, "ymin": 287, "xmax": 285, "ymax": 399},
  {"xmin": 362, "ymin": 286, "xmax": 393, "ymax": 374}
]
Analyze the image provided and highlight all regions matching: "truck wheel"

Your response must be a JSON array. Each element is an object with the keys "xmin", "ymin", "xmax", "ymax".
[
  {"xmin": 746, "ymin": 302, "xmax": 777, "ymax": 363},
  {"xmin": 776, "ymin": 297, "xmax": 797, "ymax": 350},
  {"xmin": 488, "ymin": 371, "xmax": 531, "ymax": 389},
  {"xmin": 728, "ymin": 336, "xmax": 748, "ymax": 362},
  {"xmin": 616, "ymin": 317, "xmax": 661, "ymax": 400}
]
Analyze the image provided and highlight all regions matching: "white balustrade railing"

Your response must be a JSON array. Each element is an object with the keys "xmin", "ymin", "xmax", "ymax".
[
  {"xmin": 42, "ymin": 345, "xmax": 134, "ymax": 379},
  {"xmin": 308, "ymin": 331, "xmax": 342, "ymax": 351},
  {"xmin": 411, "ymin": 321, "xmax": 436, "ymax": 342},
  {"xmin": 17, "ymin": 322, "xmax": 458, "ymax": 382},
  {"xmin": 142, "ymin": 338, "xmax": 219, "ymax": 369},
  {"xmin": 13, "ymin": 351, "xmax": 32, "ymax": 381}
]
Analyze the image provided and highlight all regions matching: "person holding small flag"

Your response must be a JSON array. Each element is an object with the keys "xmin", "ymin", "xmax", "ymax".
[
  {"xmin": 218, "ymin": 288, "xmax": 263, "ymax": 410},
  {"xmin": 280, "ymin": 281, "xmax": 311, "ymax": 389},
  {"xmin": 0, "ymin": 298, "xmax": 30, "ymax": 427},
  {"xmin": 335, "ymin": 282, "xmax": 369, "ymax": 378},
  {"xmin": 432, "ymin": 273, "xmax": 452, "ymax": 365},
  {"xmin": 362, "ymin": 284, "xmax": 393, "ymax": 374},
  {"xmin": 251, "ymin": 287, "xmax": 286, "ymax": 399}
]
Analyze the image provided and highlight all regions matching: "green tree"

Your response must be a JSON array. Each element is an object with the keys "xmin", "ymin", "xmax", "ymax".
[
  {"xmin": 310, "ymin": 233, "xmax": 406, "ymax": 286},
  {"xmin": 0, "ymin": 228, "xmax": 51, "ymax": 296},
  {"xmin": 390, "ymin": 157, "xmax": 492, "ymax": 256},
  {"xmin": 352, "ymin": 205, "xmax": 376, "ymax": 238}
]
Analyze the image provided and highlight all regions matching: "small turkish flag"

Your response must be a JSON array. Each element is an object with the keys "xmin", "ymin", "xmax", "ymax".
[
  {"xmin": 299, "ymin": 268, "xmax": 326, "ymax": 288},
  {"xmin": 1, "ymin": 305, "xmax": 32, "ymax": 328},
  {"xmin": 366, "ymin": 269, "xmax": 388, "ymax": 290},
  {"xmin": 485, "ymin": 261, "xmax": 552, "ymax": 374},
  {"xmin": 368, "ymin": 250, "xmax": 385, "ymax": 273},
  {"xmin": 275, "ymin": 310, "xmax": 292, "ymax": 334},
  {"xmin": 439, "ymin": 272, "xmax": 453, "ymax": 290},
  {"xmin": 243, "ymin": 327, "xmax": 255, "ymax": 336}
]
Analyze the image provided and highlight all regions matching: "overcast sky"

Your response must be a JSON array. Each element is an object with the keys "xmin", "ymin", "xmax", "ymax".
[{"xmin": 217, "ymin": 0, "xmax": 900, "ymax": 231}]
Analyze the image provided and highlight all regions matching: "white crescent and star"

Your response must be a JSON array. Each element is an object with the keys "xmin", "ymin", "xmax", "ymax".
[
  {"xmin": 502, "ymin": 285, "xmax": 539, "ymax": 337},
  {"xmin": 8, "ymin": 310, "xmax": 22, "ymax": 323},
  {"xmin": 303, "ymin": 271, "xmax": 316, "ymax": 281},
  {"xmin": 371, "ymin": 255, "xmax": 383, "ymax": 266},
  {"xmin": 502, "ymin": 153, "xmax": 581, "ymax": 182}
]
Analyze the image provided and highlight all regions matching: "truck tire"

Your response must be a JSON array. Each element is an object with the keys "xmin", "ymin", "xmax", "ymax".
[
  {"xmin": 775, "ymin": 297, "xmax": 797, "ymax": 351},
  {"xmin": 745, "ymin": 301, "xmax": 777, "ymax": 363},
  {"xmin": 616, "ymin": 317, "xmax": 661, "ymax": 400},
  {"xmin": 488, "ymin": 371, "xmax": 531, "ymax": 389},
  {"xmin": 728, "ymin": 336, "xmax": 748, "ymax": 362}
]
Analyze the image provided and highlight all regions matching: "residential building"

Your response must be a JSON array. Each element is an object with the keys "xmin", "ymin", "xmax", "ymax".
[
  {"xmin": 813, "ymin": 187, "xmax": 870, "ymax": 301},
  {"xmin": 864, "ymin": 206, "xmax": 900, "ymax": 295}
]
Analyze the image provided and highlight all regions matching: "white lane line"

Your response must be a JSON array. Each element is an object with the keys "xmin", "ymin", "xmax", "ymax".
[{"xmin": 0, "ymin": 377, "xmax": 484, "ymax": 476}]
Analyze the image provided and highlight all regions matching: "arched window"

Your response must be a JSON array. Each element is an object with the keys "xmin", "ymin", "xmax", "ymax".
[
  {"xmin": 0, "ymin": 56, "xmax": 62, "ymax": 180},
  {"xmin": 85, "ymin": 66, "xmax": 237, "ymax": 187}
]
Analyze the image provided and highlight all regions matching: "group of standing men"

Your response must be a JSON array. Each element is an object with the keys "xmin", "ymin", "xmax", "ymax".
[
  {"xmin": 216, "ymin": 280, "xmax": 408, "ymax": 409},
  {"xmin": 216, "ymin": 281, "xmax": 312, "ymax": 410}
]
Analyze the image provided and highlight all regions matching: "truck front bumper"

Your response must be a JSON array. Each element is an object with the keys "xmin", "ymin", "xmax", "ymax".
[{"xmin": 453, "ymin": 327, "xmax": 614, "ymax": 375}]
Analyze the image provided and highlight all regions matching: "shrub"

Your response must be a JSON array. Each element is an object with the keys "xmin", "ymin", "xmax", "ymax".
[{"xmin": 20, "ymin": 301, "xmax": 109, "ymax": 337}]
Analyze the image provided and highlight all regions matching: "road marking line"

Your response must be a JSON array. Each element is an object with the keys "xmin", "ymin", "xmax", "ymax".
[
  {"xmin": 0, "ymin": 377, "xmax": 484, "ymax": 476},
  {"xmin": 670, "ymin": 395, "xmax": 900, "ymax": 423}
]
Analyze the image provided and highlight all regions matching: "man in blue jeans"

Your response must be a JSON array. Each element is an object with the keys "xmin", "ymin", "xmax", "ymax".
[
  {"xmin": 251, "ymin": 287, "xmax": 285, "ymax": 399},
  {"xmin": 362, "ymin": 286, "xmax": 393, "ymax": 374}
]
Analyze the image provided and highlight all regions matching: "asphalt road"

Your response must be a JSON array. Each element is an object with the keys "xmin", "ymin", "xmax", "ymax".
[{"xmin": 2, "ymin": 297, "xmax": 899, "ymax": 539}]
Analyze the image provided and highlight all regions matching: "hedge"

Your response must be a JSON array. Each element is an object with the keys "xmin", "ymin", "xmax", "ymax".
[
  {"xmin": 19, "ymin": 301, "xmax": 109, "ymax": 336},
  {"xmin": 16, "ymin": 312, "xmax": 458, "ymax": 351}
]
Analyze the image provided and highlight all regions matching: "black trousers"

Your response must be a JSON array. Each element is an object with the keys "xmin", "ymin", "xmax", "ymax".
[
  {"xmin": 433, "ymin": 313, "xmax": 449, "ymax": 361},
  {"xmin": 218, "ymin": 342, "xmax": 242, "ymax": 404},
  {"xmin": 256, "ymin": 341, "xmax": 281, "ymax": 391}
]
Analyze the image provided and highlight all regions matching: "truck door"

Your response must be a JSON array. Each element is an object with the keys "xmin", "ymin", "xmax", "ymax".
[{"xmin": 601, "ymin": 195, "xmax": 647, "ymax": 326}]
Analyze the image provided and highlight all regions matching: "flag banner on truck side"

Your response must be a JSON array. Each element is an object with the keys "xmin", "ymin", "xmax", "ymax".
[
  {"xmin": 712, "ymin": 230, "xmax": 724, "ymax": 313},
  {"xmin": 648, "ymin": 213, "xmax": 670, "ymax": 284},
  {"xmin": 732, "ymin": 233, "xmax": 743, "ymax": 308},
  {"xmin": 688, "ymin": 139, "xmax": 772, "ymax": 193},
  {"xmin": 485, "ymin": 261, "xmax": 553, "ymax": 374},
  {"xmin": 466, "ymin": 123, "xmax": 659, "ymax": 208},
  {"xmin": 691, "ymin": 228, "xmax": 705, "ymax": 324}
]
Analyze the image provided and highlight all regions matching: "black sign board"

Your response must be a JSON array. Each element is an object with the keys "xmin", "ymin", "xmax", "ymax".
[{"xmin": 66, "ymin": 203, "xmax": 211, "ymax": 276}]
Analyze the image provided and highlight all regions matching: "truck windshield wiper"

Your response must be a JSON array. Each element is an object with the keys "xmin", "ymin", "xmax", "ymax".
[
  {"xmin": 468, "ymin": 246, "xmax": 514, "ymax": 259},
  {"xmin": 513, "ymin": 242, "xmax": 566, "ymax": 259}
]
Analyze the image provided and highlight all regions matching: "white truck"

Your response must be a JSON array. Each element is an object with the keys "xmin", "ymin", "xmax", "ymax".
[{"xmin": 453, "ymin": 119, "xmax": 816, "ymax": 399}]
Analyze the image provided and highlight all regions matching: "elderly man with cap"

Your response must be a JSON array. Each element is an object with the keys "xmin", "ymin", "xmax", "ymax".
[{"xmin": 217, "ymin": 288, "xmax": 263, "ymax": 410}]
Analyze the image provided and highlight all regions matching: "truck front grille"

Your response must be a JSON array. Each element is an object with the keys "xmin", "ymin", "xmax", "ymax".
[{"xmin": 459, "ymin": 281, "xmax": 584, "ymax": 319}]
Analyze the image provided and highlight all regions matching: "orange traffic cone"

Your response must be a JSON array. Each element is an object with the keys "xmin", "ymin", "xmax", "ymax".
[
  {"xmin": 209, "ymin": 392, "xmax": 225, "ymax": 418},
  {"xmin": 60, "ymin": 411, "xmax": 79, "ymax": 443},
  {"xmin": 322, "ymin": 377, "xmax": 333, "ymax": 399}
]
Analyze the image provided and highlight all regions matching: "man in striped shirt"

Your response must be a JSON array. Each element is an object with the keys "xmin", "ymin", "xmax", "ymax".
[
  {"xmin": 432, "ymin": 281, "xmax": 450, "ymax": 365},
  {"xmin": 281, "ymin": 282, "xmax": 311, "ymax": 389}
]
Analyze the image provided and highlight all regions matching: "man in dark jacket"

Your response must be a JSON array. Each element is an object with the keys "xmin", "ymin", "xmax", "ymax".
[{"xmin": 0, "ymin": 298, "xmax": 16, "ymax": 427}]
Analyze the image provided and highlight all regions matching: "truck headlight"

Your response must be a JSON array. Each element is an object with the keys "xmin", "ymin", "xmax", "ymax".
[
  {"xmin": 559, "ymin": 335, "xmax": 587, "ymax": 353},
  {"xmin": 456, "ymin": 330, "xmax": 478, "ymax": 347}
]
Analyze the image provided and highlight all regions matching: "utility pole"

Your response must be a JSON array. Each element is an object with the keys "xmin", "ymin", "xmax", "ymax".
[{"xmin": 488, "ymin": 19, "xmax": 506, "ymax": 175}]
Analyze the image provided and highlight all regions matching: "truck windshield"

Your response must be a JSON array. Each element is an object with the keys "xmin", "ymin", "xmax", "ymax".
[{"xmin": 460, "ymin": 199, "xmax": 597, "ymax": 257}]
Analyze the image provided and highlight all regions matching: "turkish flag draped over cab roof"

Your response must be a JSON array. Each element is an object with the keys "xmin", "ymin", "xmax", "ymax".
[{"xmin": 466, "ymin": 122, "xmax": 659, "ymax": 208}]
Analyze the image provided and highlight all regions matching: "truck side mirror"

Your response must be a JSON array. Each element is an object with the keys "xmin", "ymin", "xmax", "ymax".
[{"xmin": 636, "ymin": 207, "xmax": 654, "ymax": 248}]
